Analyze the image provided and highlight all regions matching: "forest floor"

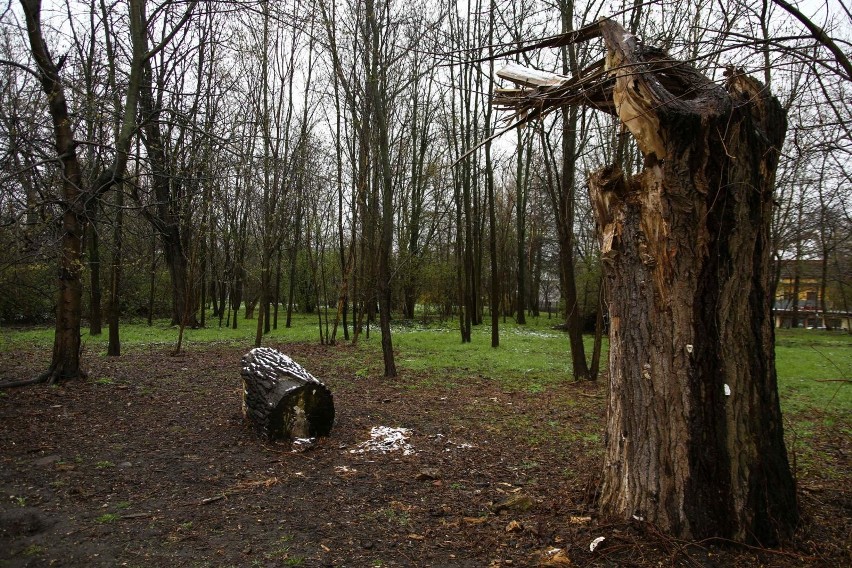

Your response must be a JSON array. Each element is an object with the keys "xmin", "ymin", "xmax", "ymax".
[{"xmin": 0, "ymin": 341, "xmax": 849, "ymax": 567}]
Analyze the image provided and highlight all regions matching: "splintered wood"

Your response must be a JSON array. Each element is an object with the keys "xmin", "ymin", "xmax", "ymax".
[{"xmin": 490, "ymin": 18, "xmax": 797, "ymax": 543}]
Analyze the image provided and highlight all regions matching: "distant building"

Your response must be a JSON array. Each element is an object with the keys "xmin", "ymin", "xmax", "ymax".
[{"xmin": 773, "ymin": 259, "xmax": 850, "ymax": 330}]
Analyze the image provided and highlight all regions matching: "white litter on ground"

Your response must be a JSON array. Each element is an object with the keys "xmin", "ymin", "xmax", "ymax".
[
  {"xmin": 350, "ymin": 426, "xmax": 415, "ymax": 456},
  {"xmin": 430, "ymin": 433, "xmax": 475, "ymax": 452},
  {"xmin": 291, "ymin": 437, "xmax": 316, "ymax": 451},
  {"xmin": 589, "ymin": 536, "xmax": 606, "ymax": 552},
  {"xmin": 444, "ymin": 441, "xmax": 475, "ymax": 452}
]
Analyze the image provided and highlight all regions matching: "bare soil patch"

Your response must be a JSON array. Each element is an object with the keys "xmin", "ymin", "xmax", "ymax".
[{"xmin": 1, "ymin": 342, "xmax": 849, "ymax": 566}]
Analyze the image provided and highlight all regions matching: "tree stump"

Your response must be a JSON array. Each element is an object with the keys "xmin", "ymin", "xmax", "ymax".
[
  {"xmin": 240, "ymin": 348, "xmax": 334, "ymax": 441},
  {"xmin": 492, "ymin": 19, "xmax": 797, "ymax": 544}
]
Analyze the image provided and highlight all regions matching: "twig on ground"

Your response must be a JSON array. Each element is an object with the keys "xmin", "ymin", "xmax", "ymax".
[
  {"xmin": 200, "ymin": 494, "xmax": 226, "ymax": 505},
  {"xmin": 120, "ymin": 512, "xmax": 152, "ymax": 519},
  {"xmin": 200, "ymin": 477, "xmax": 280, "ymax": 505}
]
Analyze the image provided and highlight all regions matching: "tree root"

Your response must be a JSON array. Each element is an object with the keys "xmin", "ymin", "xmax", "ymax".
[
  {"xmin": 0, "ymin": 371, "xmax": 52, "ymax": 389},
  {"xmin": 0, "ymin": 368, "xmax": 85, "ymax": 389}
]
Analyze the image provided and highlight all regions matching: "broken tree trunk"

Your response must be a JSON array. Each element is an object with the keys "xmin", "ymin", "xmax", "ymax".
[
  {"xmin": 492, "ymin": 19, "xmax": 797, "ymax": 544},
  {"xmin": 240, "ymin": 348, "xmax": 335, "ymax": 441}
]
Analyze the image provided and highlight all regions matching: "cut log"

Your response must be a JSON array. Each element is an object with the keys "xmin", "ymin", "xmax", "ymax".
[{"xmin": 240, "ymin": 347, "xmax": 335, "ymax": 441}]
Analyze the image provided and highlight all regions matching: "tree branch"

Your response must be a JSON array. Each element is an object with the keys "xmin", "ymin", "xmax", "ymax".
[
  {"xmin": 144, "ymin": 0, "xmax": 199, "ymax": 62},
  {"xmin": 0, "ymin": 58, "xmax": 40, "ymax": 79},
  {"xmin": 771, "ymin": 0, "xmax": 852, "ymax": 82}
]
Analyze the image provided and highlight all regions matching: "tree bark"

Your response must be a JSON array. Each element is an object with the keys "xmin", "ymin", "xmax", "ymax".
[
  {"xmin": 559, "ymin": 103, "xmax": 589, "ymax": 380},
  {"xmin": 241, "ymin": 347, "xmax": 334, "ymax": 440},
  {"xmin": 137, "ymin": 32, "xmax": 198, "ymax": 329},
  {"xmin": 254, "ymin": 0, "xmax": 272, "ymax": 349},
  {"xmin": 273, "ymin": 246, "xmax": 282, "ymax": 330},
  {"xmin": 589, "ymin": 278, "xmax": 604, "ymax": 379},
  {"xmin": 493, "ymin": 18, "xmax": 797, "ymax": 544},
  {"xmin": 366, "ymin": 0, "xmax": 397, "ymax": 378},
  {"xmin": 107, "ymin": 183, "xmax": 123, "ymax": 356},
  {"xmin": 588, "ymin": 28, "xmax": 796, "ymax": 542},
  {"xmin": 7, "ymin": 0, "xmax": 144, "ymax": 384},
  {"xmin": 559, "ymin": 1, "xmax": 589, "ymax": 380},
  {"xmin": 18, "ymin": 0, "xmax": 87, "ymax": 384},
  {"xmin": 87, "ymin": 202, "xmax": 103, "ymax": 336},
  {"xmin": 286, "ymin": 195, "xmax": 303, "ymax": 328},
  {"xmin": 515, "ymin": 129, "xmax": 527, "ymax": 325},
  {"xmin": 147, "ymin": 225, "xmax": 157, "ymax": 326}
]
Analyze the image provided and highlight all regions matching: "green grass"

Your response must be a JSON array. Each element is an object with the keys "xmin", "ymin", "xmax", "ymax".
[
  {"xmin": 772, "ymin": 329, "xmax": 851, "ymax": 481},
  {"xmin": 264, "ymin": 534, "xmax": 296, "ymax": 562},
  {"xmin": 324, "ymin": 319, "xmax": 851, "ymax": 418},
  {"xmin": 0, "ymin": 310, "xmax": 331, "ymax": 352},
  {"xmin": 774, "ymin": 329, "xmax": 851, "ymax": 415},
  {"xmin": 389, "ymin": 315, "xmax": 602, "ymax": 390},
  {"xmin": 22, "ymin": 544, "xmax": 44, "ymax": 557},
  {"xmin": 2, "ymin": 312, "xmax": 848, "ymax": 492},
  {"xmin": 1, "ymin": 311, "xmax": 848, "ymax": 417}
]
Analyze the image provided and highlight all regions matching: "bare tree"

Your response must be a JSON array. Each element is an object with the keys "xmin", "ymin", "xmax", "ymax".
[
  {"xmin": 1, "ymin": 0, "xmax": 146, "ymax": 385},
  {"xmin": 133, "ymin": 0, "xmax": 202, "ymax": 331}
]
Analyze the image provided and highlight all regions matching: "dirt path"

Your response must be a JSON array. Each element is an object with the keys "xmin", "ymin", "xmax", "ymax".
[{"xmin": 1, "ymin": 342, "xmax": 848, "ymax": 566}]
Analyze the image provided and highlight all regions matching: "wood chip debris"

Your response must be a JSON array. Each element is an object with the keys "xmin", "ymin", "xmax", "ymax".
[{"xmin": 505, "ymin": 520, "xmax": 523, "ymax": 532}]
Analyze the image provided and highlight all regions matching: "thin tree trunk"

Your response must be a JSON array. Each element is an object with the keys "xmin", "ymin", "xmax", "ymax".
[
  {"xmin": 273, "ymin": 245, "xmax": 282, "ymax": 330},
  {"xmin": 138, "ymin": 45, "xmax": 198, "ymax": 329},
  {"xmin": 6, "ymin": 0, "xmax": 144, "ymax": 385},
  {"xmin": 17, "ymin": 0, "xmax": 87, "ymax": 383},
  {"xmin": 147, "ymin": 224, "xmax": 157, "ymax": 326},
  {"xmin": 530, "ymin": 233, "xmax": 542, "ymax": 317},
  {"xmin": 791, "ymin": 259, "xmax": 801, "ymax": 327},
  {"xmin": 589, "ymin": 278, "xmax": 604, "ymax": 379},
  {"xmin": 231, "ymin": 262, "xmax": 244, "ymax": 330},
  {"xmin": 486, "ymin": 2, "xmax": 498, "ymax": 347},
  {"xmin": 560, "ymin": 1, "xmax": 589, "ymax": 380},
  {"xmin": 515, "ymin": 128, "xmax": 527, "ymax": 325},
  {"xmin": 199, "ymin": 225, "xmax": 207, "ymax": 327},
  {"xmin": 107, "ymin": 183, "xmax": 123, "ymax": 356},
  {"xmin": 286, "ymin": 200, "xmax": 302, "ymax": 329},
  {"xmin": 254, "ymin": 0, "xmax": 272, "ymax": 348},
  {"xmin": 87, "ymin": 205, "xmax": 103, "ymax": 335},
  {"xmin": 366, "ymin": 0, "xmax": 396, "ymax": 377}
]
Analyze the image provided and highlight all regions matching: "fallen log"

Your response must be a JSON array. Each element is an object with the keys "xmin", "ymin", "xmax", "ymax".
[{"xmin": 240, "ymin": 347, "xmax": 335, "ymax": 441}]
